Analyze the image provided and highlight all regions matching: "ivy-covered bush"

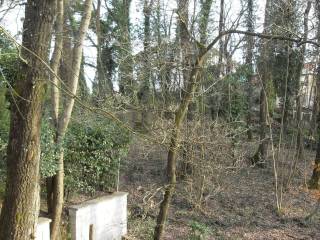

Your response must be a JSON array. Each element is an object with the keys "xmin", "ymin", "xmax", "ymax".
[
  {"xmin": 0, "ymin": 137, "xmax": 6, "ymax": 186},
  {"xmin": 64, "ymin": 118, "xmax": 131, "ymax": 195},
  {"xmin": 40, "ymin": 118, "xmax": 59, "ymax": 178},
  {"xmin": 0, "ymin": 41, "xmax": 15, "ymax": 184},
  {"xmin": 0, "ymin": 80, "xmax": 9, "ymax": 160}
]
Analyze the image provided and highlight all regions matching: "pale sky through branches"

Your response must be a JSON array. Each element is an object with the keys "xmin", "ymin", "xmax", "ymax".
[{"xmin": 0, "ymin": 0, "xmax": 266, "ymax": 90}]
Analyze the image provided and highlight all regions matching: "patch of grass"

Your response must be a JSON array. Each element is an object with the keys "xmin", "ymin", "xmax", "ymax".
[
  {"xmin": 128, "ymin": 216, "xmax": 155, "ymax": 239},
  {"xmin": 188, "ymin": 220, "xmax": 212, "ymax": 240}
]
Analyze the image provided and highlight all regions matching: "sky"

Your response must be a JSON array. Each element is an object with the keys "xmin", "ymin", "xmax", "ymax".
[{"xmin": 0, "ymin": 0, "xmax": 266, "ymax": 90}]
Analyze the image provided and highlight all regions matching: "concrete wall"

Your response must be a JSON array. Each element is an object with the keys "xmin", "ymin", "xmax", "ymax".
[
  {"xmin": 36, "ymin": 217, "xmax": 51, "ymax": 240},
  {"xmin": 69, "ymin": 192, "xmax": 128, "ymax": 240}
]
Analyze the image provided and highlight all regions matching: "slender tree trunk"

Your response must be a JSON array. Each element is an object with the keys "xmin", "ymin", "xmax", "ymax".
[
  {"xmin": 95, "ymin": 0, "xmax": 112, "ymax": 100},
  {"xmin": 47, "ymin": 0, "xmax": 64, "ymax": 215},
  {"xmin": 51, "ymin": 0, "xmax": 64, "ymax": 127},
  {"xmin": 0, "ymin": 1, "xmax": 56, "ymax": 239},
  {"xmin": 310, "ymin": 111, "xmax": 320, "ymax": 189},
  {"xmin": 199, "ymin": 0, "xmax": 214, "ymax": 45},
  {"xmin": 154, "ymin": 56, "xmax": 205, "ymax": 240},
  {"xmin": 177, "ymin": 0, "xmax": 193, "ymax": 176},
  {"xmin": 296, "ymin": 1, "xmax": 311, "ymax": 160},
  {"xmin": 309, "ymin": 1, "xmax": 320, "ymax": 188},
  {"xmin": 251, "ymin": 0, "xmax": 272, "ymax": 165},
  {"xmin": 118, "ymin": 0, "xmax": 134, "ymax": 98},
  {"xmin": 139, "ymin": 0, "xmax": 153, "ymax": 129},
  {"xmin": 96, "ymin": 0, "xmax": 104, "ymax": 100},
  {"xmin": 218, "ymin": 0, "xmax": 225, "ymax": 77},
  {"xmin": 252, "ymin": 86, "xmax": 268, "ymax": 165},
  {"xmin": 245, "ymin": 0, "xmax": 254, "ymax": 141},
  {"xmin": 50, "ymin": 1, "xmax": 92, "ymax": 239},
  {"xmin": 178, "ymin": 0, "xmax": 190, "ymax": 87},
  {"xmin": 310, "ymin": 81, "xmax": 318, "ymax": 137},
  {"xmin": 296, "ymin": 92, "xmax": 303, "ymax": 157},
  {"xmin": 199, "ymin": 0, "xmax": 213, "ymax": 119},
  {"xmin": 47, "ymin": 0, "xmax": 72, "ymax": 217}
]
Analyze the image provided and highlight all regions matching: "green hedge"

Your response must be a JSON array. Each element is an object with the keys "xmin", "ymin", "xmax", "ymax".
[{"xmin": 64, "ymin": 118, "xmax": 131, "ymax": 195}]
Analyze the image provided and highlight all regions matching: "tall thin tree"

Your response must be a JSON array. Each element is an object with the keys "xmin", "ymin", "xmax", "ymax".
[
  {"xmin": 296, "ymin": 1, "xmax": 311, "ymax": 161},
  {"xmin": 251, "ymin": 0, "xmax": 273, "ymax": 165},
  {"xmin": 245, "ymin": 0, "xmax": 255, "ymax": 140},
  {"xmin": 309, "ymin": 0, "xmax": 320, "ymax": 190},
  {"xmin": 48, "ymin": 0, "xmax": 93, "ymax": 239}
]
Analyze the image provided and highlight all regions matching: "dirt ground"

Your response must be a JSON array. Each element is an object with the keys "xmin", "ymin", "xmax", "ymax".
[
  {"xmin": 0, "ymin": 133, "xmax": 319, "ymax": 240},
  {"xmin": 122, "ymin": 139, "xmax": 320, "ymax": 240}
]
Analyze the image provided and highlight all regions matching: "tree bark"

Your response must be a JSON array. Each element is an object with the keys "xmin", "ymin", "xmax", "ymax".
[
  {"xmin": 199, "ymin": 0, "xmax": 214, "ymax": 45},
  {"xmin": 0, "ymin": 0, "xmax": 56, "ymax": 239},
  {"xmin": 47, "ymin": 2, "xmax": 73, "ymax": 215},
  {"xmin": 154, "ymin": 56, "xmax": 205, "ymax": 240},
  {"xmin": 95, "ymin": 0, "xmax": 113, "ymax": 100},
  {"xmin": 177, "ymin": 0, "xmax": 196, "ymax": 176},
  {"xmin": 296, "ymin": 1, "xmax": 311, "ymax": 161},
  {"xmin": 47, "ymin": 0, "xmax": 64, "ymax": 215},
  {"xmin": 309, "ymin": 0, "xmax": 320, "ymax": 189},
  {"xmin": 118, "ymin": 0, "xmax": 134, "ymax": 98},
  {"xmin": 50, "ymin": 1, "xmax": 93, "ymax": 239},
  {"xmin": 251, "ymin": 0, "xmax": 272, "ymax": 166},
  {"xmin": 138, "ymin": 0, "xmax": 154, "ymax": 130},
  {"xmin": 245, "ymin": 0, "xmax": 254, "ymax": 141},
  {"xmin": 218, "ymin": 0, "xmax": 225, "ymax": 77},
  {"xmin": 310, "ymin": 110, "xmax": 320, "ymax": 189},
  {"xmin": 50, "ymin": 0, "xmax": 64, "ymax": 127}
]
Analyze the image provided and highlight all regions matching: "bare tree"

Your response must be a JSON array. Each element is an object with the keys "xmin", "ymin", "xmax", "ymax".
[
  {"xmin": 48, "ymin": 0, "xmax": 93, "ymax": 239},
  {"xmin": 245, "ymin": 0, "xmax": 255, "ymax": 140},
  {"xmin": 251, "ymin": 0, "xmax": 273, "ymax": 165}
]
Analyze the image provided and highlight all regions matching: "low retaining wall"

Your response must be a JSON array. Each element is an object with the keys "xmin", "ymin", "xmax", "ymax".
[
  {"xmin": 36, "ymin": 217, "xmax": 51, "ymax": 240},
  {"xmin": 69, "ymin": 192, "xmax": 128, "ymax": 240}
]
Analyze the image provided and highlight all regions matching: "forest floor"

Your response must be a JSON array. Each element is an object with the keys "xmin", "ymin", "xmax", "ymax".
[
  {"xmin": 0, "ymin": 133, "xmax": 319, "ymax": 240},
  {"xmin": 122, "ymin": 138, "xmax": 320, "ymax": 240}
]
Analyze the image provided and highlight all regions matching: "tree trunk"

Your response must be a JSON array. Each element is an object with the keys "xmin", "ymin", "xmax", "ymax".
[
  {"xmin": 251, "ymin": 0, "xmax": 272, "ymax": 165},
  {"xmin": 245, "ymin": 0, "xmax": 254, "ymax": 141},
  {"xmin": 50, "ymin": 0, "xmax": 64, "ymax": 127},
  {"xmin": 139, "ymin": 0, "xmax": 153, "ymax": 130},
  {"xmin": 296, "ymin": 1, "xmax": 311, "ymax": 160},
  {"xmin": 177, "ymin": 0, "xmax": 195, "ymax": 176},
  {"xmin": 310, "ymin": 124, "xmax": 320, "ymax": 189},
  {"xmin": 47, "ymin": 0, "xmax": 64, "ymax": 215},
  {"xmin": 95, "ymin": 0, "xmax": 112, "ymax": 100},
  {"xmin": 309, "ymin": 0, "xmax": 320, "ymax": 189},
  {"xmin": 0, "ymin": 0, "xmax": 56, "ymax": 239},
  {"xmin": 218, "ymin": 0, "xmax": 225, "ymax": 77},
  {"xmin": 118, "ymin": 0, "xmax": 134, "ymax": 98},
  {"xmin": 199, "ymin": 0, "xmax": 214, "ymax": 45},
  {"xmin": 154, "ymin": 54, "xmax": 205, "ymax": 239},
  {"xmin": 251, "ymin": 88, "xmax": 268, "ymax": 165},
  {"xmin": 310, "ymin": 72, "xmax": 320, "ymax": 189},
  {"xmin": 178, "ymin": 0, "xmax": 190, "ymax": 88},
  {"xmin": 50, "ymin": 1, "xmax": 93, "ymax": 239}
]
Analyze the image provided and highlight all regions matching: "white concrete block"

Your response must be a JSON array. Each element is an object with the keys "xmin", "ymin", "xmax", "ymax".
[
  {"xmin": 69, "ymin": 192, "xmax": 128, "ymax": 240},
  {"xmin": 36, "ymin": 217, "xmax": 51, "ymax": 240}
]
